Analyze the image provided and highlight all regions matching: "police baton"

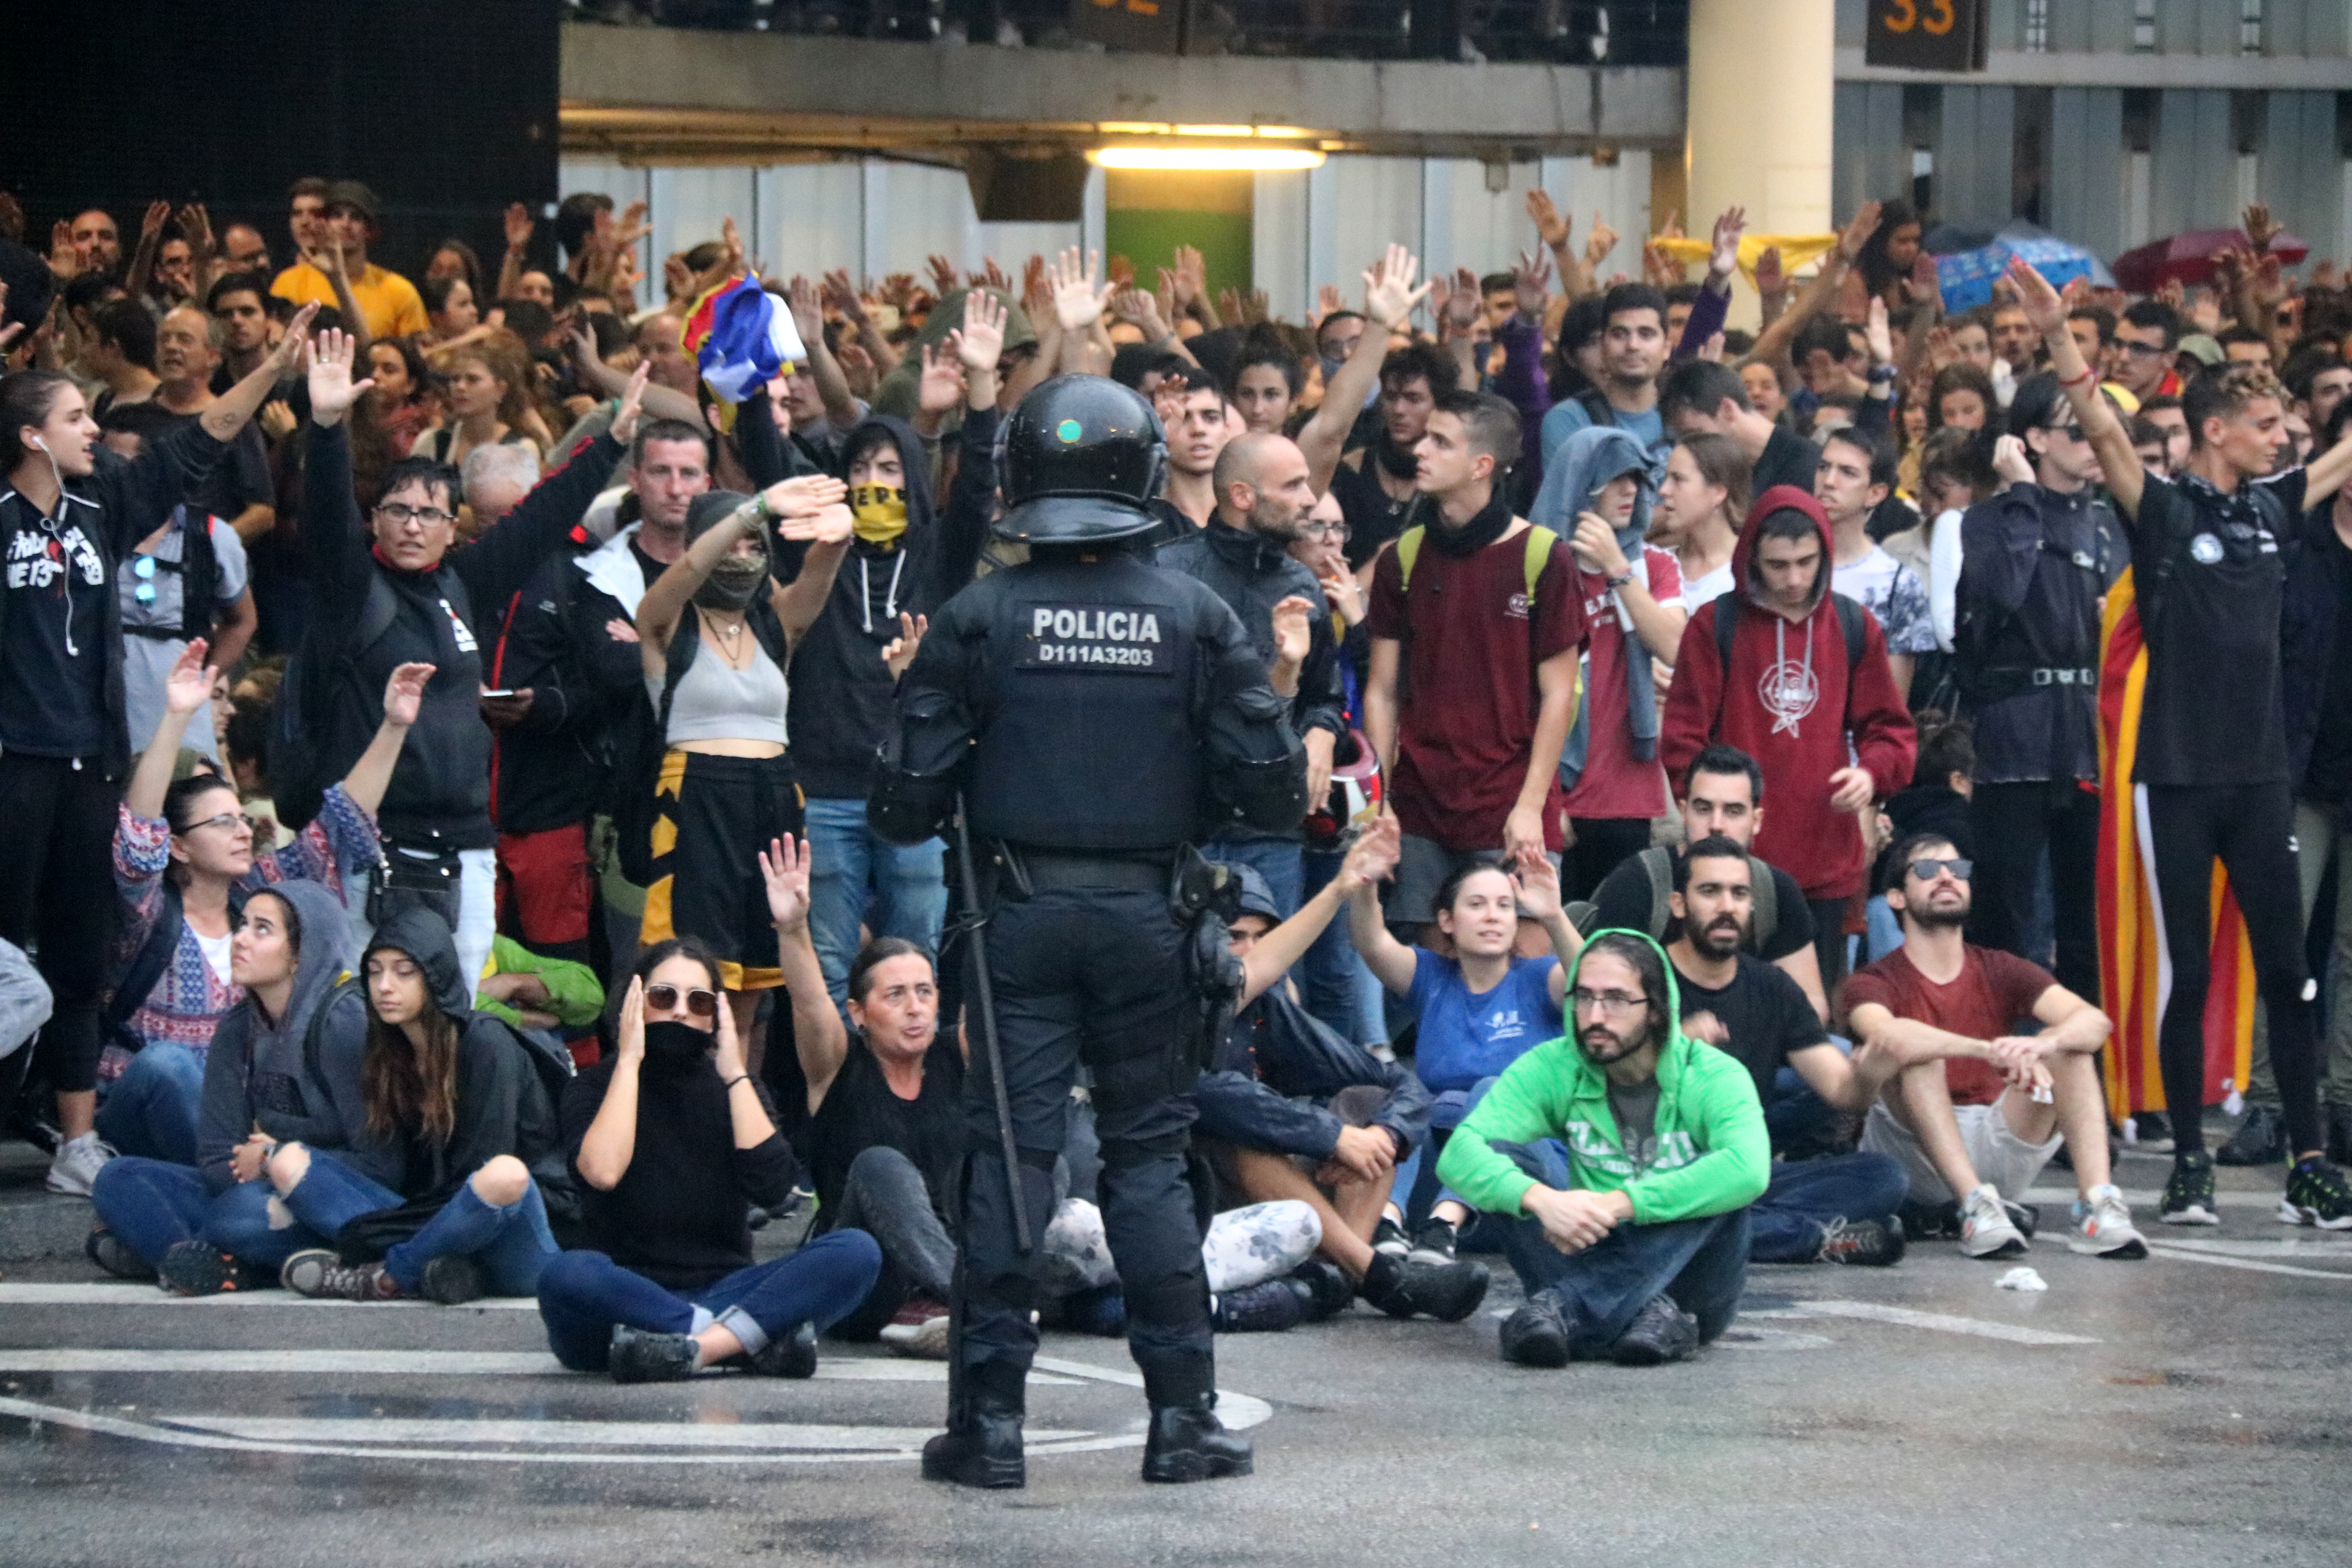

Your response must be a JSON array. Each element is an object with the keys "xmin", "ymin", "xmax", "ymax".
[{"xmin": 953, "ymin": 794, "xmax": 1032, "ymax": 1254}]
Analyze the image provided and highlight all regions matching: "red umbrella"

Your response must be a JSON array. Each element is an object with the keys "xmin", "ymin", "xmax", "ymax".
[{"xmin": 2111, "ymin": 227, "xmax": 2310, "ymax": 294}]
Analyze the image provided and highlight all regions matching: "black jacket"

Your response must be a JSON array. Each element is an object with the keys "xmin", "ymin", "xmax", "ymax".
[
  {"xmin": 2281, "ymin": 503, "xmax": 2351, "ymax": 801},
  {"xmin": 303, "ymin": 421, "xmax": 622, "ymax": 849},
  {"xmin": 485, "ymin": 533, "xmax": 637, "ymax": 837},
  {"xmin": 1954, "ymin": 482, "xmax": 2117, "ymax": 785},
  {"xmin": 785, "ymin": 409, "xmax": 998, "ymax": 799},
  {"xmin": 1157, "ymin": 515, "xmax": 1346, "ymax": 764},
  {"xmin": 1194, "ymin": 986, "xmax": 1430, "ymax": 1161}
]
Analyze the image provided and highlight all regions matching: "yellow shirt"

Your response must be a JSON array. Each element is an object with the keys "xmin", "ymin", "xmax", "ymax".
[{"xmin": 270, "ymin": 261, "xmax": 427, "ymax": 340}]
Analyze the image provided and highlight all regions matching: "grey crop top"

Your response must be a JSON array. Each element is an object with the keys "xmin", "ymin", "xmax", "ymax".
[{"xmin": 659, "ymin": 636, "xmax": 791, "ymax": 746}]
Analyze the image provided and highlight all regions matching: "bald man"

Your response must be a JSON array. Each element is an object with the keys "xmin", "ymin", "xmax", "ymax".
[
  {"xmin": 1158, "ymin": 432, "xmax": 1350, "ymax": 1020},
  {"xmin": 71, "ymin": 210, "xmax": 122, "ymax": 276},
  {"xmin": 152, "ymin": 305, "xmax": 276, "ymax": 545}
]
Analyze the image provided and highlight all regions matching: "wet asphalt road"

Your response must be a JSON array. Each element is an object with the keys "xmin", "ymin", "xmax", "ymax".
[{"xmin": 2, "ymin": 1145, "xmax": 2348, "ymax": 1568}]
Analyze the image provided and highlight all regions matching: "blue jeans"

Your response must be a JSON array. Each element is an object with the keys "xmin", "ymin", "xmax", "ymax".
[
  {"xmin": 803, "ymin": 797, "xmax": 949, "ymax": 1011},
  {"xmin": 1501, "ymin": 1202, "xmax": 1752, "ymax": 1355},
  {"xmin": 1748, "ymin": 1151, "xmax": 1909, "ymax": 1262},
  {"xmin": 537, "ymin": 1231, "xmax": 883, "ymax": 1370},
  {"xmin": 95, "ymin": 1044, "xmax": 203, "ymax": 1164},
  {"xmin": 272, "ymin": 1150, "xmax": 558, "ymax": 1296},
  {"xmin": 90, "ymin": 1155, "xmax": 210, "ymax": 1265}
]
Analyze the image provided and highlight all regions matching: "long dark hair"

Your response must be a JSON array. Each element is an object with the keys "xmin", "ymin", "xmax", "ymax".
[
  {"xmin": 1856, "ymin": 198, "xmax": 1920, "ymax": 303},
  {"xmin": 1577, "ymin": 931, "xmax": 1671, "ymax": 1049},
  {"xmin": 162, "ymin": 772, "xmax": 241, "ymax": 887},
  {"xmin": 0, "ymin": 369, "xmax": 76, "ymax": 471},
  {"xmin": 361, "ymin": 944, "xmax": 461, "ymax": 1145}
]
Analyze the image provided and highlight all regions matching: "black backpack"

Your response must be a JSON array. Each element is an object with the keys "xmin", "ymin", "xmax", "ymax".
[
  {"xmin": 1709, "ymin": 588, "xmax": 1867, "ymax": 690},
  {"xmin": 1629, "ymin": 845, "xmax": 1779, "ymax": 953}
]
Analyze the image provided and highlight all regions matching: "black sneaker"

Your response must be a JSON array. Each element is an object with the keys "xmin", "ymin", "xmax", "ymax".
[
  {"xmin": 746, "ymin": 1321, "xmax": 818, "ymax": 1378},
  {"xmin": 157, "ymin": 1240, "xmax": 240, "ymax": 1297},
  {"xmin": 1359, "ymin": 1253, "xmax": 1490, "ymax": 1322},
  {"xmin": 2131, "ymin": 1110, "xmax": 2175, "ymax": 1152},
  {"xmin": 1370, "ymin": 1215, "xmax": 1410, "ymax": 1258},
  {"xmin": 1497, "ymin": 1287, "xmax": 1575, "ymax": 1368},
  {"xmin": 2327, "ymin": 1103, "xmax": 2352, "ymax": 1167},
  {"xmin": 418, "ymin": 1254, "xmax": 483, "ymax": 1305},
  {"xmin": 2004, "ymin": 1201, "xmax": 2041, "ymax": 1240},
  {"xmin": 1406, "ymin": 1217, "xmax": 1460, "ymax": 1265},
  {"xmin": 86, "ymin": 1228, "xmax": 155, "ymax": 1282},
  {"xmin": 1816, "ymin": 1216, "xmax": 1906, "ymax": 1267},
  {"xmin": 1286, "ymin": 1259, "xmax": 1354, "ymax": 1321},
  {"xmin": 1895, "ymin": 1198, "xmax": 1962, "ymax": 1241},
  {"xmin": 1611, "ymin": 1293, "xmax": 1699, "ymax": 1367},
  {"xmin": 281, "ymin": 1250, "xmax": 403, "ymax": 1301},
  {"xmin": 2279, "ymin": 1156, "xmax": 2352, "ymax": 1230},
  {"xmin": 1211, "ymin": 1279, "xmax": 1307, "ymax": 1334},
  {"xmin": 2217, "ymin": 1103, "xmax": 2288, "ymax": 1166},
  {"xmin": 608, "ymin": 1324, "xmax": 702, "ymax": 1383},
  {"xmin": 2160, "ymin": 1150, "xmax": 2220, "ymax": 1225}
]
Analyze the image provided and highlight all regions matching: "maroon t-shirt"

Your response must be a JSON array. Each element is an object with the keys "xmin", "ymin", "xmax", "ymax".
[
  {"xmin": 1367, "ymin": 522, "xmax": 1587, "ymax": 853},
  {"xmin": 1840, "ymin": 944, "xmax": 2056, "ymax": 1106}
]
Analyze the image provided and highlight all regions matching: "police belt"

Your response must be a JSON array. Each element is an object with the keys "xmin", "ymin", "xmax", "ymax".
[
  {"xmin": 1973, "ymin": 664, "xmax": 2098, "ymax": 693},
  {"xmin": 1001, "ymin": 847, "xmax": 1175, "ymax": 895}
]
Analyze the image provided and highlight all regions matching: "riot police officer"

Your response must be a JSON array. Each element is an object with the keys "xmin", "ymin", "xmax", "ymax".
[{"xmin": 872, "ymin": 375, "xmax": 1307, "ymax": 1488}]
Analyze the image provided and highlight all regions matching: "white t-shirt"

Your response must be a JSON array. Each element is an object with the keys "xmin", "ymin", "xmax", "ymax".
[
  {"xmin": 1680, "ymin": 557, "xmax": 1735, "ymax": 615},
  {"xmin": 193, "ymin": 926, "xmax": 234, "ymax": 987}
]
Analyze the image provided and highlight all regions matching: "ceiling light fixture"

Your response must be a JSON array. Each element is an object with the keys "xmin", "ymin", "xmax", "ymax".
[{"xmin": 1091, "ymin": 146, "xmax": 1326, "ymax": 171}]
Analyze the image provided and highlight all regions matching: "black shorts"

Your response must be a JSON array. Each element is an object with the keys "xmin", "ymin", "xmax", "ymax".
[{"xmin": 642, "ymin": 749, "xmax": 805, "ymax": 990}]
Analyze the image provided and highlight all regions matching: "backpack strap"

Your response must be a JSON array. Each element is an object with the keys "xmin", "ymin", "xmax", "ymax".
[
  {"xmin": 1710, "ymin": 590, "xmax": 1739, "ymax": 686},
  {"xmin": 1395, "ymin": 525, "xmax": 1425, "ymax": 592},
  {"xmin": 1746, "ymin": 855, "xmax": 1778, "ymax": 951},
  {"xmin": 1521, "ymin": 525, "xmax": 1557, "ymax": 603},
  {"xmin": 301, "ymin": 972, "xmax": 364, "ymax": 1087},
  {"xmin": 1832, "ymin": 592, "xmax": 1866, "ymax": 673},
  {"xmin": 1638, "ymin": 846, "xmax": 1673, "ymax": 941}
]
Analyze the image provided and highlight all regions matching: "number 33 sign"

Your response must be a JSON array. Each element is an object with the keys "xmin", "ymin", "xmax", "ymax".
[{"xmin": 1865, "ymin": 0, "xmax": 1989, "ymax": 71}]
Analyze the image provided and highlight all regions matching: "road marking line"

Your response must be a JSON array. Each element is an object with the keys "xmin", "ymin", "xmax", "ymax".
[
  {"xmin": 2142, "ymin": 1244, "xmax": 2352, "ymax": 1281},
  {"xmin": 0, "ymin": 1349, "xmax": 1077, "ymax": 1383},
  {"xmin": 2023, "ymin": 1187, "xmax": 2276, "ymax": 1210},
  {"xmin": 0, "ymin": 1283, "xmax": 535, "ymax": 1310},
  {"xmin": 1794, "ymin": 1299, "xmax": 2098, "ymax": 1345},
  {"xmin": 156, "ymin": 1415, "xmax": 1092, "ymax": 1449}
]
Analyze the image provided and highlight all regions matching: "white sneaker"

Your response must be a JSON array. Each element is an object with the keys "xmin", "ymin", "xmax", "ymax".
[
  {"xmin": 45, "ymin": 1133, "xmax": 116, "ymax": 1197},
  {"xmin": 2068, "ymin": 1184, "xmax": 2149, "ymax": 1258},
  {"xmin": 1959, "ymin": 1183, "xmax": 2028, "ymax": 1258}
]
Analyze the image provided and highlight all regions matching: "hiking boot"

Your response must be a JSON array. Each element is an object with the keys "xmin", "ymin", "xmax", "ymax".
[
  {"xmin": 1498, "ymin": 1287, "xmax": 1577, "ymax": 1368},
  {"xmin": 1140, "ymin": 1394, "xmax": 1253, "ymax": 1484},
  {"xmin": 157, "ymin": 1240, "xmax": 242, "ymax": 1297},
  {"xmin": 1406, "ymin": 1216, "xmax": 1461, "ymax": 1265},
  {"xmin": 44, "ymin": 1133, "xmax": 115, "ymax": 1197},
  {"xmin": 922, "ymin": 1396, "xmax": 1026, "ymax": 1489},
  {"xmin": 86, "ymin": 1228, "xmax": 155, "ymax": 1282},
  {"xmin": 281, "ymin": 1250, "xmax": 404, "ymax": 1301},
  {"xmin": 608, "ymin": 1324, "xmax": 702, "ymax": 1383},
  {"xmin": 2069, "ymin": 1184, "xmax": 2149, "ymax": 1258},
  {"xmin": 1612, "ymin": 1293, "xmax": 1700, "ymax": 1366},
  {"xmin": 1287, "ymin": 1258, "xmax": 1354, "ymax": 1321},
  {"xmin": 1958, "ymin": 1185, "xmax": 2028, "ymax": 1258},
  {"xmin": 417, "ymin": 1254, "xmax": 484, "ymax": 1305},
  {"xmin": 746, "ymin": 1321, "xmax": 818, "ymax": 1378},
  {"xmin": 1816, "ymin": 1216, "xmax": 1906, "ymax": 1267},
  {"xmin": 879, "ymin": 1296, "xmax": 951, "ymax": 1359},
  {"xmin": 1210, "ymin": 1279, "xmax": 1307, "ymax": 1334},
  {"xmin": 1370, "ymin": 1214, "xmax": 1410, "ymax": 1258},
  {"xmin": 2160, "ymin": 1151, "xmax": 2220, "ymax": 1225},
  {"xmin": 1359, "ymin": 1252, "xmax": 1489, "ymax": 1322},
  {"xmin": 2217, "ymin": 1103, "xmax": 2288, "ymax": 1166},
  {"xmin": 2279, "ymin": 1156, "xmax": 2352, "ymax": 1230}
]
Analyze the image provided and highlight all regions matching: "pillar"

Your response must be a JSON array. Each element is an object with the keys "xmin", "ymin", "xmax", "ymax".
[{"xmin": 1685, "ymin": 0, "xmax": 1836, "ymax": 327}]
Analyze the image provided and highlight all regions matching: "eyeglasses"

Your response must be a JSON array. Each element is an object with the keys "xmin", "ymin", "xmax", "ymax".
[
  {"xmin": 645, "ymin": 982, "xmax": 719, "ymax": 1018},
  {"xmin": 1303, "ymin": 520, "xmax": 1352, "ymax": 541},
  {"xmin": 1908, "ymin": 857, "xmax": 1973, "ymax": 882},
  {"xmin": 1570, "ymin": 989, "xmax": 1650, "ymax": 1016},
  {"xmin": 377, "ymin": 502, "xmax": 456, "ymax": 529},
  {"xmin": 178, "ymin": 811, "xmax": 251, "ymax": 835}
]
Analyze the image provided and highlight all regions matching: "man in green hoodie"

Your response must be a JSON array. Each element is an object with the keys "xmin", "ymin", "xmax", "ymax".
[{"xmin": 1438, "ymin": 928, "xmax": 1768, "ymax": 1367}]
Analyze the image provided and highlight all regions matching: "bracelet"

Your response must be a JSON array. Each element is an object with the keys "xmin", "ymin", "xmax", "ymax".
[
  {"xmin": 1605, "ymin": 568, "xmax": 1637, "ymax": 589},
  {"xmin": 1866, "ymin": 364, "xmax": 1896, "ymax": 383},
  {"xmin": 2057, "ymin": 365, "xmax": 2098, "ymax": 389},
  {"xmin": 753, "ymin": 492, "xmax": 777, "ymax": 522},
  {"xmin": 723, "ymin": 1075, "xmax": 750, "ymax": 1091}
]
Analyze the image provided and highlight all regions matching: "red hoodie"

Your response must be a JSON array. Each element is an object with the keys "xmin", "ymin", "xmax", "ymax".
[{"xmin": 1659, "ymin": 485, "xmax": 1916, "ymax": 901}]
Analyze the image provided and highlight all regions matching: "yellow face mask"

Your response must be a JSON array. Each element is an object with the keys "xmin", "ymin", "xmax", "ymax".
[{"xmin": 849, "ymin": 484, "xmax": 909, "ymax": 546}]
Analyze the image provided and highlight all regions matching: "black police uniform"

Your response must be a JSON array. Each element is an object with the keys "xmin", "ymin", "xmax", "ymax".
[{"xmin": 871, "ymin": 376, "xmax": 1306, "ymax": 1487}]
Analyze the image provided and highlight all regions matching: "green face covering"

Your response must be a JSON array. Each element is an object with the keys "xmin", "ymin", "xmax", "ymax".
[{"xmin": 849, "ymin": 483, "xmax": 909, "ymax": 546}]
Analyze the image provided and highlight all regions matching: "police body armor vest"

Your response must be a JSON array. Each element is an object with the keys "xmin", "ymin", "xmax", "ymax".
[{"xmin": 967, "ymin": 555, "xmax": 1207, "ymax": 854}]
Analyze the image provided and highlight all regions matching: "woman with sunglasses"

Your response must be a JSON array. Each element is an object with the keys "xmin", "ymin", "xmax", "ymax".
[
  {"xmin": 87, "ymin": 643, "xmax": 425, "ymax": 1177},
  {"xmin": 535, "ymin": 940, "xmax": 880, "ymax": 1383},
  {"xmin": 263, "ymin": 906, "xmax": 573, "ymax": 1303}
]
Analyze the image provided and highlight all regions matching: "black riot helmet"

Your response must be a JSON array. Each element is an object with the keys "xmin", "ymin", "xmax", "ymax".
[{"xmin": 993, "ymin": 374, "xmax": 1167, "ymax": 544}]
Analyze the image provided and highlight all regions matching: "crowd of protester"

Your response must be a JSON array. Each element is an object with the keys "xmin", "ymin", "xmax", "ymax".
[{"xmin": 2, "ymin": 168, "xmax": 2349, "ymax": 1382}]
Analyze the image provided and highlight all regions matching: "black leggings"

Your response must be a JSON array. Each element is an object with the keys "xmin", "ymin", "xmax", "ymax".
[
  {"xmin": 1564, "ymin": 817, "xmax": 1653, "ymax": 902},
  {"xmin": 2143, "ymin": 782, "xmax": 2319, "ymax": 1156},
  {"xmin": 0, "ymin": 753, "xmax": 119, "ymax": 1095},
  {"xmin": 1967, "ymin": 780, "xmax": 2101, "ymax": 1005}
]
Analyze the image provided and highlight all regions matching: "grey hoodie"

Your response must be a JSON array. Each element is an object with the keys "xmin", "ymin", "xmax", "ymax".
[
  {"xmin": 194, "ymin": 879, "xmax": 369, "ymax": 1195},
  {"xmin": 1534, "ymin": 424, "xmax": 1661, "ymax": 784}
]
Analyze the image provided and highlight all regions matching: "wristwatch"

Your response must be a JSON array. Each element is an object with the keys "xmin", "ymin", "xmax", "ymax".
[{"xmin": 1606, "ymin": 568, "xmax": 1637, "ymax": 589}]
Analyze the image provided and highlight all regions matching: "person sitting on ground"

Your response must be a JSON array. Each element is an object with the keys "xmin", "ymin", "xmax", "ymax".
[
  {"xmin": 85, "ymin": 881, "xmax": 368, "ymax": 1292},
  {"xmin": 1441, "ymin": 930, "xmax": 1769, "ymax": 1368},
  {"xmin": 535, "ymin": 940, "xmax": 882, "ymax": 1383},
  {"xmin": 96, "ymin": 647, "xmax": 418, "ymax": 1167},
  {"xmin": 270, "ymin": 907, "xmax": 576, "ymax": 1303},
  {"xmin": 1664, "ymin": 838, "xmax": 1910, "ymax": 1267},
  {"xmin": 1348, "ymin": 840, "xmax": 1581, "ymax": 1261},
  {"xmin": 1194, "ymin": 819, "xmax": 1490, "ymax": 1326},
  {"xmin": 1841, "ymin": 832, "xmax": 2147, "ymax": 1261}
]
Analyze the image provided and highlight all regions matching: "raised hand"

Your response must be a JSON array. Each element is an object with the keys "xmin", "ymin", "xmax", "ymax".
[
  {"xmin": 1991, "ymin": 433, "xmax": 2035, "ymax": 487},
  {"xmin": 1436, "ymin": 266, "xmax": 1480, "ymax": 336},
  {"xmin": 383, "ymin": 662, "xmax": 433, "ymax": 727},
  {"xmin": 719, "ymin": 216, "xmax": 746, "ymax": 279},
  {"xmin": 179, "ymin": 203, "xmax": 213, "ymax": 256},
  {"xmin": 2243, "ymin": 201, "xmax": 2281, "ymax": 254},
  {"xmin": 1863, "ymin": 295, "xmax": 1893, "ymax": 367},
  {"xmin": 2004, "ymin": 253, "xmax": 2067, "ymax": 335},
  {"xmin": 927, "ymin": 253, "xmax": 960, "ymax": 299},
  {"xmin": 1339, "ymin": 809, "xmax": 1403, "ymax": 890},
  {"xmin": 762, "ymin": 473, "xmax": 848, "ymax": 521},
  {"xmin": 140, "ymin": 200, "xmax": 171, "ymax": 245},
  {"xmin": 1513, "ymin": 249, "xmax": 1553, "ymax": 319},
  {"xmin": 305, "ymin": 319, "xmax": 373, "ymax": 426},
  {"xmin": 616, "ymin": 977, "xmax": 646, "ymax": 1066},
  {"xmin": 1754, "ymin": 244, "xmax": 1787, "ymax": 300},
  {"xmin": 1526, "ymin": 188, "xmax": 1570, "ymax": 250},
  {"xmin": 1312, "ymin": 282, "xmax": 1344, "ymax": 328},
  {"xmin": 1839, "ymin": 199, "xmax": 1884, "ymax": 264},
  {"xmin": 1708, "ymin": 205, "xmax": 1745, "ymax": 278},
  {"xmin": 1361, "ymin": 243, "xmax": 1431, "ymax": 330},
  {"xmin": 957, "ymin": 287, "xmax": 1006, "ymax": 372},
  {"xmin": 608, "ymin": 360, "xmax": 652, "ymax": 448},
  {"xmin": 1269, "ymin": 594, "xmax": 1314, "ymax": 670},
  {"xmin": 1584, "ymin": 215, "xmax": 1619, "ymax": 270},
  {"xmin": 47, "ymin": 219, "xmax": 78, "ymax": 279},
  {"xmin": 1049, "ymin": 246, "xmax": 1114, "ymax": 333},
  {"xmin": 785, "ymin": 274, "xmax": 824, "ymax": 345},
  {"xmin": 162, "ymin": 638, "xmax": 213, "ymax": 716},
  {"xmin": 759, "ymin": 833, "xmax": 815, "ymax": 933},
  {"xmin": 1509, "ymin": 849, "xmax": 1564, "ymax": 925},
  {"xmin": 916, "ymin": 342, "xmax": 966, "ymax": 415},
  {"xmin": 882, "ymin": 611, "xmax": 928, "ymax": 679}
]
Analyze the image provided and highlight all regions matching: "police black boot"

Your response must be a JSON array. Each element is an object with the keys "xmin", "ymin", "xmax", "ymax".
[
  {"xmin": 1140, "ymin": 1394, "xmax": 1254, "ymax": 1484},
  {"xmin": 923, "ymin": 1366, "xmax": 1026, "ymax": 1490}
]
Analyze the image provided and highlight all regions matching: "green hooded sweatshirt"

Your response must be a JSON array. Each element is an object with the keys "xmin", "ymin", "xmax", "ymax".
[{"xmin": 1436, "ymin": 929, "xmax": 1769, "ymax": 1226}]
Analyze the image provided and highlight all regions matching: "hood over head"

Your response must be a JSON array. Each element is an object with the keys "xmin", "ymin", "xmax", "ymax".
[
  {"xmin": 838, "ymin": 412, "xmax": 937, "ymax": 547},
  {"xmin": 247, "ymin": 878, "xmax": 360, "ymax": 1041},
  {"xmin": 1534, "ymin": 425, "xmax": 1654, "ymax": 549},
  {"xmin": 685, "ymin": 488, "xmax": 769, "ymax": 611},
  {"xmin": 1568, "ymin": 926, "xmax": 1688, "ymax": 1068},
  {"xmin": 361, "ymin": 905, "xmax": 475, "ymax": 1026},
  {"xmin": 1732, "ymin": 483, "xmax": 1835, "ymax": 618}
]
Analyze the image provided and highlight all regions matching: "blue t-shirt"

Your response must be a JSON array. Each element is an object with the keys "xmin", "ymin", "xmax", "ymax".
[
  {"xmin": 1406, "ymin": 949, "xmax": 1564, "ymax": 1094},
  {"xmin": 1541, "ymin": 398, "xmax": 1667, "ymax": 470}
]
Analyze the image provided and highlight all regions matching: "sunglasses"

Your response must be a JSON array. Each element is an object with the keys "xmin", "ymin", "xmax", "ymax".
[
  {"xmin": 1908, "ymin": 857, "xmax": 1973, "ymax": 882},
  {"xmin": 129, "ymin": 553, "xmax": 163, "ymax": 604},
  {"xmin": 645, "ymin": 982, "xmax": 719, "ymax": 1017},
  {"xmin": 2042, "ymin": 424, "xmax": 2086, "ymax": 443}
]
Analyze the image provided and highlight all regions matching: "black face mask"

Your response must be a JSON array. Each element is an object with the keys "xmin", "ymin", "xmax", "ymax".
[{"xmin": 641, "ymin": 1019, "xmax": 714, "ymax": 1072}]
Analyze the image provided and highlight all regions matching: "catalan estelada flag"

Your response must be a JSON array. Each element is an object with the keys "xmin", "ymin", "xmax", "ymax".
[
  {"xmin": 680, "ymin": 274, "xmax": 803, "ymax": 433},
  {"xmin": 2095, "ymin": 568, "xmax": 2257, "ymax": 1122}
]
